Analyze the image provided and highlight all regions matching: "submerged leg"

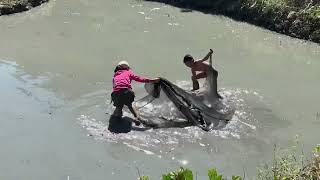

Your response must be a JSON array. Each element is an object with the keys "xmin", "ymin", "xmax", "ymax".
[{"xmin": 112, "ymin": 105, "xmax": 123, "ymax": 117}]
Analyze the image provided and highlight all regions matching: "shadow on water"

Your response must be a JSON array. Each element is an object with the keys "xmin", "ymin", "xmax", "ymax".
[
  {"xmin": 108, "ymin": 116, "xmax": 133, "ymax": 133},
  {"xmin": 180, "ymin": 8, "xmax": 193, "ymax": 13},
  {"xmin": 108, "ymin": 115, "xmax": 195, "ymax": 133},
  {"xmin": 108, "ymin": 115, "xmax": 154, "ymax": 133},
  {"xmin": 145, "ymin": 0, "xmax": 247, "ymax": 16}
]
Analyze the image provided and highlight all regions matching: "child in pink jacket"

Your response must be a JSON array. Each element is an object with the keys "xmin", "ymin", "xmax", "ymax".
[{"xmin": 111, "ymin": 61, "xmax": 159, "ymax": 125}]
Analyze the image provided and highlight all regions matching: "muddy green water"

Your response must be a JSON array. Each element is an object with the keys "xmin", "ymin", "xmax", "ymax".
[{"xmin": 0, "ymin": 0, "xmax": 320, "ymax": 179}]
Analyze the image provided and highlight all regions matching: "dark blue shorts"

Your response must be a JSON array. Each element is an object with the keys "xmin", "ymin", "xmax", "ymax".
[{"xmin": 111, "ymin": 89, "xmax": 135, "ymax": 107}]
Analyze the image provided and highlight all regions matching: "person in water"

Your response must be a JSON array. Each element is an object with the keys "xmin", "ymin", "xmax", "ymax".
[
  {"xmin": 183, "ymin": 49, "xmax": 222, "ymax": 99},
  {"xmin": 111, "ymin": 61, "xmax": 160, "ymax": 125}
]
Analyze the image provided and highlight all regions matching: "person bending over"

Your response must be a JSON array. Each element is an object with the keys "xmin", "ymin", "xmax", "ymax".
[{"xmin": 111, "ymin": 61, "xmax": 160, "ymax": 125}]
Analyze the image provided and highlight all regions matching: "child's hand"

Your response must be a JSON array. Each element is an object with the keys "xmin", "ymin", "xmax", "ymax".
[{"xmin": 209, "ymin": 49, "xmax": 213, "ymax": 54}]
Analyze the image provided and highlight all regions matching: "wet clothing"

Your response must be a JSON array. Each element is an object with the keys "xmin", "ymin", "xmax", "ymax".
[
  {"xmin": 111, "ymin": 89, "xmax": 135, "ymax": 107},
  {"xmin": 192, "ymin": 66, "xmax": 221, "ymax": 99},
  {"xmin": 112, "ymin": 69, "xmax": 151, "ymax": 107},
  {"xmin": 112, "ymin": 69, "xmax": 151, "ymax": 92},
  {"xmin": 205, "ymin": 67, "xmax": 222, "ymax": 99}
]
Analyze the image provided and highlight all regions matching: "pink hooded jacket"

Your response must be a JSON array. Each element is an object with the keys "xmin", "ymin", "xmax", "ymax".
[{"xmin": 112, "ymin": 69, "xmax": 151, "ymax": 92}]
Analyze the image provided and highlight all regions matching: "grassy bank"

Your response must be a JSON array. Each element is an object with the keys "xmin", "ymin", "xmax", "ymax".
[
  {"xmin": 0, "ymin": 0, "xmax": 48, "ymax": 15},
  {"xmin": 145, "ymin": 0, "xmax": 320, "ymax": 43},
  {"xmin": 140, "ymin": 145, "xmax": 320, "ymax": 179}
]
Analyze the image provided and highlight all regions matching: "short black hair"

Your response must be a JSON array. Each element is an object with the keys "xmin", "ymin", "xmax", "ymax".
[
  {"xmin": 114, "ymin": 65, "xmax": 123, "ymax": 73},
  {"xmin": 183, "ymin": 54, "xmax": 194, "ymax": 63},
  {"xmin": 114, "ymin": 65, "xmax": 130, "ymax": 73}
]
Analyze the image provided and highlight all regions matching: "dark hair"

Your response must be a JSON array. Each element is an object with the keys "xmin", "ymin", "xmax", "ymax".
[
  {"xmin": 114, "ymin": 65, "xmax": 130, "ymax": 73},
  {"xmin": 114, "ymin": 65, "xmax": 123, "ymax": 73},
  {"xmin": 183, "ymin": 54, "xmax": 194, "ymax": 63}
]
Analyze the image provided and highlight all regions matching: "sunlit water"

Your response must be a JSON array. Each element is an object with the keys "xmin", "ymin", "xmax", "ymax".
[{"xmin": 0, "ymin": 0, "xmax": 319, "ymax": 179}]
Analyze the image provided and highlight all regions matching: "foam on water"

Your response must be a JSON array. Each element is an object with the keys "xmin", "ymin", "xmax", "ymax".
[{"xmin": 77, "ymin": 80, "xmax": 263, "ymax": 158}]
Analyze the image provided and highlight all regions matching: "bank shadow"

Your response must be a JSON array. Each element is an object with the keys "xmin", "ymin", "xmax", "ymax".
[
  {"xmin": 145, "ymin": 0, "xmax": 265, "ymax": 26},
  {"xmin": 145, "ymin": 0, "xmax": 242, "ymax": 16},
  {"xmin": 145, "ymin": 0, "xmax": 319, "ymax": 44}
]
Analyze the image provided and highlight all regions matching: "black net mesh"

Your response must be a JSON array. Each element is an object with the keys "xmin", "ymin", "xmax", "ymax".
[{"xmin": 136, "ymin": 71, "xmax": 235, "ymax": 131}]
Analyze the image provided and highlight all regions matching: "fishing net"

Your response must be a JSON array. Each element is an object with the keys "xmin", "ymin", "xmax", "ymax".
[{"xmin": 136, "ymin": 68, "xmax": 235, "ymax": 131}]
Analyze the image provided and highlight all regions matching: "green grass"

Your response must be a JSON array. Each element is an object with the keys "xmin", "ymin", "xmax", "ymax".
[
  {"xmin": 258, "ymin": 145, "xmax": 320, "ymax": 180},
  {"xmin": 243, "ymin": 0, "xmax": 320, "ymax": 41},
  {"xmin": 139, "ymin": 176, "xmax": 150, "ymax": 180},
  {"xmin": 139, "ymin": 145, "xmax": 320, "ymax": 180},
  {"xmin": 139, "ymin": 167, "xmax": 242, "ymax": 180}
]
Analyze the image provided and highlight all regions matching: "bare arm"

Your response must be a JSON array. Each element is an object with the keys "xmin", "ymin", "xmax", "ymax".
[
  {"xmin": 130, "ymin": 71, "xmax": 151, "ymax": 83},
  {"xmin": 191, "ymin": 69, "xmax": 199, "ymax": 90},
  {"xmin": 198, "ymin": 49, "xmax": 213, "ymax": 63},
  {"xmin": 130, "ymin": 71, "xmax": 160, "ymax": 83}
]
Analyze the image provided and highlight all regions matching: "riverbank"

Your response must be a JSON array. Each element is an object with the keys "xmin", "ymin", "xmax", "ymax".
[
  {"xmin": 140, "ymin": 145, "xmax": 320, "ymax": 179},
  {"xmin": 146, "ymin": 0, "xmax": 320, "ymax": 43},
  {"xmin": 0, "ymin": 0, "xmax": 48, "ymax": 15}
]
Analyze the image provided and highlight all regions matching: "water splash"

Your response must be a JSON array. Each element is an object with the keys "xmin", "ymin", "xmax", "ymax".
[{"xmin": 77, "ymin": 80, "xmax": 263, "ymax": 158}]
